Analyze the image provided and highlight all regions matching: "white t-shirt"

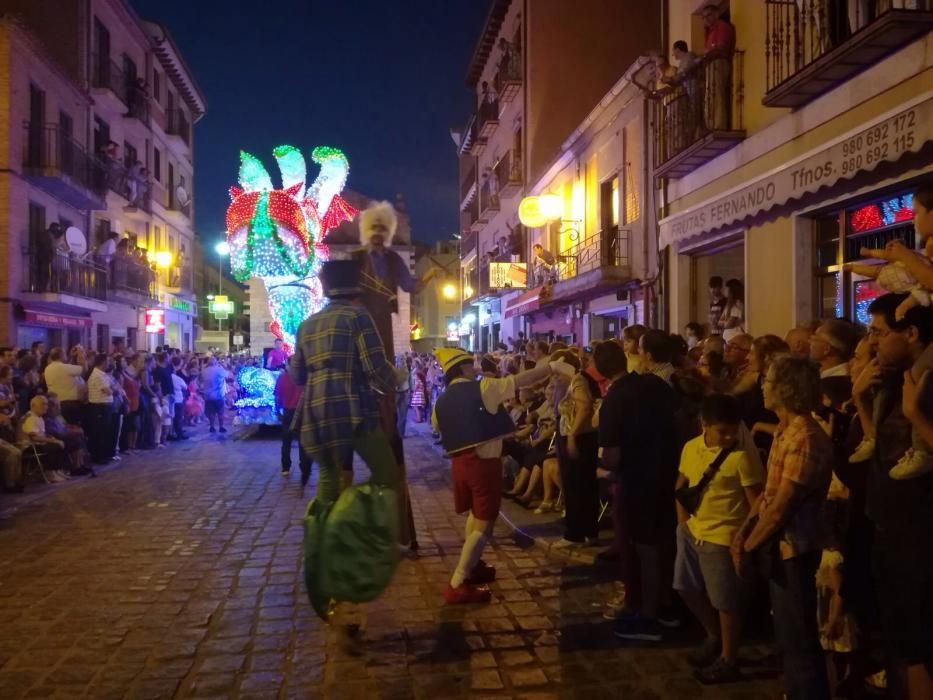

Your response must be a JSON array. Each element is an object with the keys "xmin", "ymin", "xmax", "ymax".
[
  {"xmin": 171, "ymin": 373, "xmax": 187, "ymax": 403},
  {"xmin": 22, "ymin": 411, "xmax": 45, "ymax": 439},
  {"xmin": 721, "ymin": 301, "xmax": 746, "ymax": 343},
  {"xmin": 44, "ymin": 361, "xmax": 86, "ymax": 402},
  {"xmin": 87, "ymin": 367, "xmax": 113, "ymax": 404}
]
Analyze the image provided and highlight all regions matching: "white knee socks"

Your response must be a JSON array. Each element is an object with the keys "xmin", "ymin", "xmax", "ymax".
[{"xmin": 450, "ymin": 530, "xmax": 488, "ymax": 588}]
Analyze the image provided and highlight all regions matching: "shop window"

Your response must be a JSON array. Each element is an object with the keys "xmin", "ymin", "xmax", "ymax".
[
  {"xmin": 814, "ymin": 213, "xmax": 841, "ymax": 268},
  {"xmin": 817, "ymin": 273, "xmax": 842, "ymax": 319},
  {"xmin": 844, "ymin": 192, "xmax": 915, "ymax": 261},
  {"xmin": 97, "ymin": 324, "xmax": 109, "ymax": 352},
  {"xmin": 128, "ymin": 327, "xmax": 137, "ymax": 351},
  {"xmin": 854, "ymin": 279, "xmax": 884, "ymax": 327}
]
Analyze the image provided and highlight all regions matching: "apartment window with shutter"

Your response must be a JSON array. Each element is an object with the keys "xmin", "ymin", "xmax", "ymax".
[
  {"xmin": 153, "ymin": 147, "xmax": 161, "ymax": 182},
  {"xmin": 152, "ymin": 70, "xmax": 161, "ymax": 104}
]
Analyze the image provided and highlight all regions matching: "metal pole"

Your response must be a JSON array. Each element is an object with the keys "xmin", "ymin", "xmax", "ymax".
[{"xmin": 217, "ymin": 254, "xmax": 223, "ymax": 332}]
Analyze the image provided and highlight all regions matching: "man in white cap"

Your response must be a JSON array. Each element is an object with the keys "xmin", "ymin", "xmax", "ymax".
[{"xmin": 433, "ymin": 347, "xmax": 553, "ymax": 604}]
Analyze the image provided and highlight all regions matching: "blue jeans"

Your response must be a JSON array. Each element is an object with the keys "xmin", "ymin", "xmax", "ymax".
[{"xmin": 768, "ymin": 550, "xmax": 830, "ymax": 700}]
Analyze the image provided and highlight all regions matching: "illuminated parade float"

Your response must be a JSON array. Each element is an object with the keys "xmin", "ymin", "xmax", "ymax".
[{"xmin": 226, "ymin": 145, "xmax": 357, "ymax": 423}]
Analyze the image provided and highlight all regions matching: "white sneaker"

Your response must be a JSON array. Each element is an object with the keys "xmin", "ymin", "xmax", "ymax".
[
  {"xmin": 848, "ymin": 437, "xmax": 876, "ymax": 463},
  {"xmin": 889, "ymin": 448, "xmax": 933, "ymax": 480},
  {"xmin": 49, "ymin": 470, "xmax": 68, "ymax": 483},
  {"xmin": 552, "ymin": 537, "xmax": 585, "ymax": 548}
]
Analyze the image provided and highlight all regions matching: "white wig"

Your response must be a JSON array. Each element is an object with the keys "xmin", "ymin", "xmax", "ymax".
[{"xmin": 359, "ymin": 201, "xmax": 398, "ymax": 245}]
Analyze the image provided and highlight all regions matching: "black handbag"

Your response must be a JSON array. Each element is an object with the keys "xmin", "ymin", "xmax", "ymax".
[{"xmin": 674, "ymin": 442, "xmax": 735, "ymax": 515}]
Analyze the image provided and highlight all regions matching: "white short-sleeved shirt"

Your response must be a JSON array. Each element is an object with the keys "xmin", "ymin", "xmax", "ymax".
[
  {"xmin": 172, "ymin": 373, "xmax": 187, "ymax": 403},
  {"xmin": 44, "ymin": 361, "xmax": 86, "ymax": 402},
  {"xmin": 87, "ymin": 368, "xmax": 113, "ymax": 404},
  {"xmin": 22, "ymin": 412, "xmax": 45, "ymax": 439}
]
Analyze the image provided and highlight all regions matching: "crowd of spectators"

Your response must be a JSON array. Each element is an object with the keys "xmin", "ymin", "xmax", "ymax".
[
  {"xmin": 0, "ymin": 343, "xmax": 252, "ymax": 492},
  {"xmin": 419, "ymin": 294, "xmax": 932, "ymax": 696}
]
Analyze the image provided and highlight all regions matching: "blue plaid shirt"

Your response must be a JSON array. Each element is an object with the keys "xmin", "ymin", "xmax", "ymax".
[{"xmin": 289, "ymin": 299, "xmax": 397, "ymax": 465}]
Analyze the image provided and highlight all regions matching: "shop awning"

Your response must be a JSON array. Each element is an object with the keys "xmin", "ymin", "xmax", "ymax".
[
  {"xmin": 504, "ymin": 287, "xmax": 542, "ymax": 319},
  {"xmin": 22, "ymin": 309, "xmax": 93, "ymax": 329},
  {"xmin": 659, "ymin": 95, "xmax": 933, "ymax": 250}
]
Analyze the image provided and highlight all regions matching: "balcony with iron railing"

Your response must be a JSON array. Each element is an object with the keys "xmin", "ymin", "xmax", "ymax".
[
  {"xmin": 478, "ymin": 178, "xmax": 500, "ymax": 217},
  {"xmin": 494, "ymin": 150, "xmax": 522, "ymax": 198},
  {"xmin": 110, "ymin": 254, "xmax": 158, "ymax": 301},
  {"xmin": 653, "ymin": 51, "xmax": 745, "ymax": 179},
  {"xmin": 462, "ymin": 264, "xmax": 480, "ymax": 303},
  {"xmin": 167, "ymin": 108, "xmax": 191, "ymax": 148},
  {"xmin": 22, "ymin": 248, "xmax": 108, "ymax": 302},
  {"xmin": 91, "ymin": 54, "xmax": 129, "ymax": 107},
  {"xmin": 542, "ymin": 228, "xmax": 632, "ymax": 300},
  {"xmin": 494, "ymin": 49, "xmax": 522, "ymax": 103},
  {"xmin": 764, "ymin": 0, "xmax": 933, "ymax": 108},
  {"xmin": 22, "ymin": 123, "xmax": 106, "ymax": 210},
  {"xmin": 168, "ymin": 189, "xmax": 192, "ymax": 221},
  {"xmin": 460, "ymin": 161, "xmax": 477, "ymax": 209},
  {"xmin": 460, "ymin": 229, "xmax": 478, "ymax": 260}
]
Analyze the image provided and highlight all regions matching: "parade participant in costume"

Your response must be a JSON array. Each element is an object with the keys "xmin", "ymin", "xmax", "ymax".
[
  {"xmin": 353, "ymin": 201, "xmax": 421, "ymax": 548},
  {"xmin": 290, "ymin": 259, "xmax": 400, "ymax": 639},
  {"xmin": 433, "ymin": 347, "xmax": 553, "ymax": 604}
]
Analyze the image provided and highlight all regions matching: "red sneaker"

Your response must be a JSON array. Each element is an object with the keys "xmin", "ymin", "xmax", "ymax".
[
  {"xmin": 444, "ymin": 583, "xmax": 492, "ymax": 605},
  {"xmin": 468, "ymin": 560, "xmax": 496, "ymax": 585}
]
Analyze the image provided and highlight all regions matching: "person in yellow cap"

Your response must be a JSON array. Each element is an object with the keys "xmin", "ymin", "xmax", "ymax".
[{"xmin": 433, "ymin": 346, "xmax": 554, "ymax": 604}]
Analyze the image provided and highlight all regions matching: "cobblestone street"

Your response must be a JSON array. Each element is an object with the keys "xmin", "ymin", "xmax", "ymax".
[{"xmin": 0, "ymin": 424, "xmax": 781, "ymax": 699}]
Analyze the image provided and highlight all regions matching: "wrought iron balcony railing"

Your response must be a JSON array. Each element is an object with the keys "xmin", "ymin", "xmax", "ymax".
[
  {"xmin": 653, "ymin": 51, "xmax": 745, "ymax": 179},
  {"xmin": 764, "ymin": 0, "xmax": 933, "ymax": 107}
]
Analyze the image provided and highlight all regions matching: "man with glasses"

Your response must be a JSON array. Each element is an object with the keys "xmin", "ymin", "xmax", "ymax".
[
  {"xmin": 853, "ymin": 293, "xmax": 933, "ymax": 698},
  {"xmin": 809, "ymin": 319, "xmax": 859, "ymax": 379},
  {"xmin": 723, "ymin": 333, "xmax": 752, "ymax": 386}
]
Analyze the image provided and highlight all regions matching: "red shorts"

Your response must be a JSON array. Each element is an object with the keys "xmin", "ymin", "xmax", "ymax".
[{"xmin": 451, "ymin": 451, "xmax": 502, "ymax": 521}]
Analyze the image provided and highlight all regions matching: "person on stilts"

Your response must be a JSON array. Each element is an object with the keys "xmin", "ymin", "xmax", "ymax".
[
  {"xmin": 290, "ymin": 259, "xmax": 401, "ymax": 649},
  {"xmin": 433, "ymin": 347, "xmax": 553, "ymax": 603}
]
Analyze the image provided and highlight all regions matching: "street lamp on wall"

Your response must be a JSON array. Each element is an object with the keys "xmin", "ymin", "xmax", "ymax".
[{"xmin": 442, "ymin": 282, "xmax": 457, "ymax": 300}]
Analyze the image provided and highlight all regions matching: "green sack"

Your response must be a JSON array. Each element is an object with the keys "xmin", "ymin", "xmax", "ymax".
[
  {"xmin": 303, "ymin": 498, "xmax": 333, "ymax": 620},
  {"xmin": 303, "ymin": 484, "xmax": 400, "ymax": 620}
]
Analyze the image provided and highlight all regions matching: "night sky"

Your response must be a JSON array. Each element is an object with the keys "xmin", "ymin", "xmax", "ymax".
[{"xmin": 130, "ymin": 0, "xmax": 489, "ymax": 244}]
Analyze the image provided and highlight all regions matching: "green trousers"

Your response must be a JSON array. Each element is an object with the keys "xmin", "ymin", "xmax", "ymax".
[{"xmin": 315, "ymin": 428, "xmax": 397, "ymax": 504}]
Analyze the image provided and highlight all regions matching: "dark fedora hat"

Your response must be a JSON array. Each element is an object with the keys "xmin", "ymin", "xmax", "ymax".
[{"xmin": 320, "ymin": 259, "xmax": 362, "ymax": 298}]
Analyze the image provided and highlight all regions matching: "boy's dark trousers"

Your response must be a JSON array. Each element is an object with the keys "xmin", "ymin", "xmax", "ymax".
[{"xmin": 281, "ymin": 408, "xmax": 309, "ymax": 477}]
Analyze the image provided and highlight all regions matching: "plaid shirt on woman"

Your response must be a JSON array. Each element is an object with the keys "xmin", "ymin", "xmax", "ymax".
[
  {"xmin": 289, "ymin": 299, "xmax": 398, "ymax": 467},
  {"xmin": 763, "ymin": 414, "xmax": 832, "ymax": 559}
]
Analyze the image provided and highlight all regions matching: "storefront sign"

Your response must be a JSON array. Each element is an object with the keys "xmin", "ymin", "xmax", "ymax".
[
  {"xmin": 489, "ymin": 262, "xmax": 527, "ymax": 289},
  {"xmin": 660, "ymin": 97, "xmax": 933, "ymax": 249},
  {"xmin": 163, "ymin": 294, "xmax": 194, "ymax": 315},
  {"xmin": 445, "ymin": 328, "xmax": 460, "ymax": 341},
  {"xmin": 144, "ymin": 309, "xmax": 165, "ymax": 333},
  {"xmin": 233, "ymin": 334, "xmax": 244, "ymax": 346},
  {"xmin": 23, "ymin": 310, "xmax": 92, "ymax": 328}
]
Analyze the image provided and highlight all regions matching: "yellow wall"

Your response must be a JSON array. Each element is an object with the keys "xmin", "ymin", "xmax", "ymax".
[
  {"xmin": 667, "ymin": 0, "xmax": 788, "ymax": 138},
  {"xmin": 746, "ymin": 219, "xmax": 794, "ymax": 337},
  {"xmin": 668, "ymin": 69, "xmax": 932, "ymax": 215}
]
